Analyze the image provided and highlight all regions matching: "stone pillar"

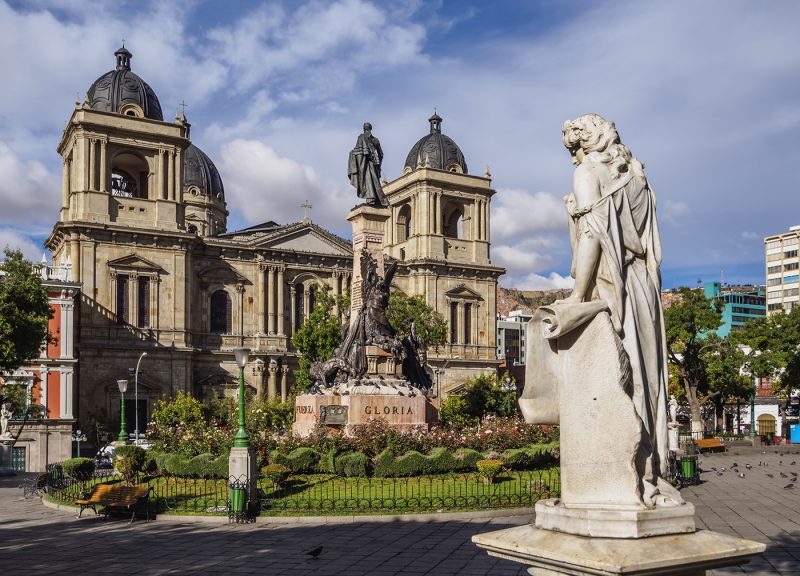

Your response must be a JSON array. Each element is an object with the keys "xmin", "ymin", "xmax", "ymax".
[
  {"xmin": 158, "ymin": 150, "xmax": 166, "ymax": 200},
  {"xmin": 252, "ymin": 359, "xmax": 265, "ymax": 398},
  {"xmin": 267, "ymin": 266, "xmax": 275, "ymax": 334},
  {"xmin": 280, "ymin": 366, "xmax": 289, "ymax": 402},
  {"xmin": 99, "ymin": 140, "xmax": 107, "ymax": 193},
  {"xmin": 61, "ymin": 159, "xmax": 70, "ymax": 211},
  {"xmin": 267, "ymin": 359, "xmax": 278, "ymax": 400},
  {"xmin": 277, "ymin": 267, "xmax": 285, "ymax": 336},
  {"xmin": 346, "ymin": 205, "xmax": 391, "ymax": 324},
  {"xmin": 257, "ymin": 264, "xmax": 266, "ymax": 335},
  {"xmin": 167, "ymin": 150, "xmax": 175, "ymax": 201},
  {"xmin": 174, "ymin": 148, "xmax": 182, "ymax": 203},
  {"xmin": 289, "ymin": 285, "xmax": 297, "ymax": 334}
]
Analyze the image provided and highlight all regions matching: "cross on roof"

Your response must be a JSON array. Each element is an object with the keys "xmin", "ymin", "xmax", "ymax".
[
  {"xmin": 301, "ymin": 200, "xmax": 313, "ymax": 221},
  {"xmin": 178, "ymin": 100, "xmax": 189, "ymax": 117}
]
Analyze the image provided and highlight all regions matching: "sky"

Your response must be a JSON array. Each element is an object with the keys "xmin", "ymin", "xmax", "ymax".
[{"xmin": 1, "ymin": 0, "xmax": 799, "ymax": 290}]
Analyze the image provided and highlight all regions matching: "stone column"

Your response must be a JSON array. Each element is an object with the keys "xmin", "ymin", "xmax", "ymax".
[
  {"xmin": 280, "ymin": 366, "xmax": 289, "ymax": 402},
  {"xmin": 158, "ymin": 150, "xmax": 166, "ymax": 200},
  {"xmin": 277, "ymin": 267, "xmax": 285, "ymax": 336},
  {"xmin": 167, "ymin": 150, "xmax": 175, "ymax": 201},
  {"xmin": 257, "ymin": 264, "xmax": 266, "ymax": 335},
  {"xmin": 289, "ymin": 285, "xmax": 297, "ymax": 334},
  {"xmin": 61, "ymin": 159, "xmax": 70, "ymax": 211},
  {"xmin": 174, "ymin": 148, "xmax": 182, "ymax": 203},
  {"xmin": 39, "ymin": 364, "xmax": 49, "ymax": 416},
  {"xmin": 346, "ymin": 205, "xmax": 391, "ymax": 324},
  {"xmin": 252, "ymin": 359, "xmax": 265, "ymax": 398},
  {"xmin": 267, "ymin": 266, "xmax": 276, "ymax": 334},
  {"xmin": 88, "ymin": 139, "xmax": 96, "ymax": 191},
  {"xmin": 99, "ymin": 140, "xmax": 107, "ymax": 193},
  {"xmin": 267, "ymin": 359, "xmax": 278, "ymax": 400}
]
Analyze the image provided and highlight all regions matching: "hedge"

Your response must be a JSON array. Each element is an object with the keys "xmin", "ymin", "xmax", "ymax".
[
  {"xmin": 501, "ymin": 443, "xmax": 559, "ymax": 470},
  {"xmin": 62, "ymin": 457, "xmax": 95, "ymax": 480},
  {"xmin": 152, "ymin": 451, "xmax": 228, "ymax": 478},
  {"xmin": 334, "ymin": 452, "xmax": 371, "ymax": 477},
  {"xmin": 269, "ymin": 447, "xmax": 320, "ymax": 473}
]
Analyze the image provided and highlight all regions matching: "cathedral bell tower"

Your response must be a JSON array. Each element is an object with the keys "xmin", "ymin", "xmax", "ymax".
[{"xmin": 383, "ymin": 114, "xmax": 504, "ymax": 394}]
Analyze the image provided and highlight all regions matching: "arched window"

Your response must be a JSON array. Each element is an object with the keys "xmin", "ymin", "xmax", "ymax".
[
  {"xmin": 443, "ymin": 205, "xmax": 463, "ymax": 239},
  {"xmin": 210, "ymin": 290, "xmax": 231, "ymax": 334},
  {"xmin": 396, "ymin": 204, "xmax": 412, "ymax": 242},
  {"xmin": 111, "ymin": 152, "xmax": 149, "ymax": 199},
  {"xmin": 757, "ymin": 413, "xmax": 777, "ymax": 435}
]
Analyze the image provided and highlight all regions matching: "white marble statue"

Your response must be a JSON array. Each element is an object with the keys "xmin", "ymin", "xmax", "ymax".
[
  {"xmin": 520, "ymin": 114, "xmax": 687, "ymax": 534},
  {"xmin": 669, "ymin": 394, "xmax": 679, "ymax": 424},
  {"xmin": 0, "ymin": 402, "xmax": 12, "ymax": 438}
]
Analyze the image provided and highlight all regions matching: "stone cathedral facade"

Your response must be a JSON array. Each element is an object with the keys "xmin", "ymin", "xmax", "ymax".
[{"xmin": 44, "ymin": 48, "xmax": 502, "ymax": 433}]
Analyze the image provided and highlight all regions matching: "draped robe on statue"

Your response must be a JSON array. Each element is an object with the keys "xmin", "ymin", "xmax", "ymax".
[{"xmin": 521, "ymin": 153, "xmax": 674, "ymax": 507}]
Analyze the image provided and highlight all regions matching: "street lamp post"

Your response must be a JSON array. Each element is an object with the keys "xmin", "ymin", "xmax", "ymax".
[
  {"xmin": 233, "ymin": 348, "xmax": 250, "ymax": 448},
  {"xmin": 72, "ymin": 429, "xmax": 86, "ymax": 457},
  {"xmin": 133, "ymin": 352, "xmax": 147, "ymax": 443},
  {"xmin": 117, "ymin": 379, "xmax": 128, "ymax": 443}
]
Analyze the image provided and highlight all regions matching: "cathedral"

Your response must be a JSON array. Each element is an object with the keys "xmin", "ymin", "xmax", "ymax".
[{"xmin": 44, "ymin": 47, "xmax": 504, "ymax": 435}]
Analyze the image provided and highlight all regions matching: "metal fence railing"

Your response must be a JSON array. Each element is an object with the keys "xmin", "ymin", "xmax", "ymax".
[{"xmin": 44, "ymin": 464, "xmax": 560, "ymax": 517}]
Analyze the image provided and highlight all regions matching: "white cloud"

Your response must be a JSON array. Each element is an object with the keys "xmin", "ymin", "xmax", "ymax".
[
  {"xmin": 661, "ymin": 200, "xmax": 690, "ymax": 225},
  {"xmin": 0, "ymin": 228, "xmax": 45, "ymax": 262},
  {"xmin": 0, "ymin": 142, "xmax": 60, "ymax": 226},
  {"xmin": 507, "ymin": 272, "xmax": 575, "ymax": 292},
  {"xmin": 219, "ymin": 139, "xmax": 352, "ymax": 234}
]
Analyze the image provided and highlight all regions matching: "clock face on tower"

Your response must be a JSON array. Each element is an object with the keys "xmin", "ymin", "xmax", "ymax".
[{"xmin": 111, "ymin": 170, "xmax": 137, "ymax": 197}]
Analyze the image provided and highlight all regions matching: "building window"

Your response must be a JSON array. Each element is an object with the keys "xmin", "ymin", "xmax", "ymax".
[
  {"xmin": 757, "ymin": 414, "xmax": 776, "ymax": 435},
  {"xmin": 294, "ymin": 283, "xmax": 305, "ymax": 329},
  {"xmin": 464, "ymin": 303, "xmax": 472, "ymax": 345},
  {"xmin": 210, "ymin": 290, "xmax": 231, "ymax": 334},
  {"xmin": 443, "ymin": 205, "xmax": 464, "ymax": 239},
  {"xmin": 450, "ymin": 302, "xmax": 459, "ymax": 344},
  {"xmin": 783, "ymin": 237, "xmax": 799, "ymax": 247},
  {"xmin": 786, "ymin": 263, "xmax": 799, "ymax": 271},
  {"xmin": 768, "ymin": 265, "xmax": 781, "ymax": 274},
  {"xmin": 116, "ymin": 275, "xmax": 129, "ymax": 324},
  {"xmin": 137, "ymin": 277, "xmax": 150, "ymax": 328},
  {"xmin": 768, "ymin": 278, "xmax": 782, "ymax": 287},
  {"xmin": 768, "ymin": 253, "xmax": 783, "ymax": 262},
  {"xmin": 785, "ymin": 288, "xmax": 800, "ymax": 297},
  {"xmin": 396, "ymin": 204, "xmax": 412, "ymax": 242},
  {"xmin": 785, "ymin": 250, "xmax": 798, "ymax": 259},
  {"xmin": 767, "ymin": 240, "xmax": 781, "ymax": 250}
]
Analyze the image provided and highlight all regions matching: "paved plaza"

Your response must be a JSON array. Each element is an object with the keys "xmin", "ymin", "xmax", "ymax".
[{"xmin": 1, "ymin": 446, "xmax": 799, "ymax": 575}]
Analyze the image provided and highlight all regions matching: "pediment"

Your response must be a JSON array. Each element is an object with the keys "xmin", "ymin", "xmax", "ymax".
[
  {"xmin": 254, "ymin": 226, "xmax": 351, "ymax": 257},
  {"xmin": 107, "ymin": 254, "xmax": 164, "ymax": 274},
  {"xmin": 197, "ymin": 264, "xmax": 247, "ymax": 284},
  {"xmin": 444, "ymin": 284, "xmax": 483, "ymax": 301}
]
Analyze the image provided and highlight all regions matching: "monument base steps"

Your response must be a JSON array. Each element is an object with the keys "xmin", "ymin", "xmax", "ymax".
[{"xmin": 472, "ymin": 525, "xmax": 765, "ymax": 576}]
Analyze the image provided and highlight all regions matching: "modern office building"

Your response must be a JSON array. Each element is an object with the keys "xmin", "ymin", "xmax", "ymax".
[
  {"xmin": 496, "ymin": 310, "xmax": 533, "ymax": 366},
  {"xmin": 703, "ymin": 282, "xmax": 766, "ymax": 337},
  {"xmin": 765, "ymin": 226, "xmax": 800, "ymax": 314}
]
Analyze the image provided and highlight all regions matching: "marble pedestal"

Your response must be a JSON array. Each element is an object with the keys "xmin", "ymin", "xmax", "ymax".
[
  {"xmin": 0, "ymin": 439, "xmax": 16, "ymax": 476},
  {"xmin": 472, "ymin": 524, "xmax": 766, "ymax": 576},
  {"xmin": 228, "ymin": 446, "xmax": 257, "ymax": 500}
]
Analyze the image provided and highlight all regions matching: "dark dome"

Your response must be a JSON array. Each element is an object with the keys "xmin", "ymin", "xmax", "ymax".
[
  {"xmin": 87, "ymin": 47, "xmax": 164, "ymax": 121},
  {"xmin": 184, "ymin": 144, "xmax": 225, "ymax": 200},
  {"xmin": 404, "ymin": 113, "xmax": 468, "ymax": 174}
]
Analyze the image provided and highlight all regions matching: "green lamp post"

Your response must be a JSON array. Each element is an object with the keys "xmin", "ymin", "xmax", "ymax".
[
  {"xmin": 750, "ymin": 373, "xmax": 757, "ymax": 439},
  {"xmin": 117, "ymin": 379, "xmax": 129, "ymax": 443},
  {"xmin": 233, "ymin": 348, "xmax": 251, "ymax": 448}
]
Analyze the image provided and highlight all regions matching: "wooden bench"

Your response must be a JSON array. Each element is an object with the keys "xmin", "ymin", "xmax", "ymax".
[
  {"xmin": 75, "ymin": 483, "xmax": 152, "ymax": 523},
  {"xmin": 693, "ymin": 438, "xmax": 727, "ymax": 453}
]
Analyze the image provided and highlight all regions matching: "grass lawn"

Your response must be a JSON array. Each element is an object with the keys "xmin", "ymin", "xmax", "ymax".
[{"xmin": 47, "ymin": 467, "xmax": 560, "ymax": 516}]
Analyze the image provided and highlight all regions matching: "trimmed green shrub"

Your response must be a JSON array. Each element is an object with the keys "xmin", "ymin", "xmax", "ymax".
[
  {"xmin": 268, "ymin": 447, "xmax": 320, "ymax": 473},
  {"xmin": 115, "ymin": 445, "xmax": 146, "ymax": 483},
  {"xmin": 476, "ymin": 459, "xmax": 504, "ymax": 483},
  {"xmin": 62, "ymin": 457, "xmax": 95, "ymax": 481},
  {"xmin": 501, "ymin": 443, "xmax": 559, "ymax": 470},
  {"xmin": 452, "ymin": 448, "xmax": 482, "ymax": 471},
  {"xmin": 155, "ymin": 451, "xmax": 229, "ymax": 478},
  {"xmin": 320, "ymin": 448, "xmax": 338, "ymax": 473},
  {"xmin": 335, "ymin": 451, "xmax": 370, "ymax": 477},
  {"xmin": 261, "ymin": 463, "xmax": 291, "ymax": 486}
]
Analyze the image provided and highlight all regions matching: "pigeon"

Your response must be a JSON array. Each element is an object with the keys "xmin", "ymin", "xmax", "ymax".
[
  {"xmin": 716, "ymin": 472, "xmax": 724, "ymax": 476},
  {"xmin": 710, "ymin": 467, "xmax": 717, "ymax": 471},
  {"xmin": 720, "ymin": 468, "xmax": 726, "ymax": 472},
  {"xmin": 731, "ymin": 463, "xmax": 738, "ymax": 468},
  {"xmin": 785, "ymin": 483, "xmax": 795, "ymax": 490},
  {"xmin": 739, "ymin": 473, "xmax": 745, "ymax": 478},
  {"xmin": 305, "ymin": 546, "xmax": 324, "ymax": 558},
  {"xmin": 762, "ymin": 450, "xmax": 767, "ymax": 454},
  {"xmin": 792, "ymin": 461, "xmax": 797, "ymax": 466},
  {"xmin": 767, "ymin": 474, "xmax": 774, "ymax": 478},
  {"xmin": 745, "ymin": 464, "xmax": 752, "ymax": 470},
  {"xmin": 781, "ymin": 472, "xmax": 788, "ymax": 478}
]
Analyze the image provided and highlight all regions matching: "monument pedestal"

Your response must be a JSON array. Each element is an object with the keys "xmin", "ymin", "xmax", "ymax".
[
  {"xmin": 294, "ymin": 390, "xmax": 432, "ymax": 436},
  {"xmin": 473, "ymin": 525, "xmax": 766, "ymax": 576},
  {"xmin": 228, "ymin": 446, "xmax": 257, "ymax": 500},
  {"xmin": 0, "ymin": 439, "xmax": 16, "ymax": 476}
]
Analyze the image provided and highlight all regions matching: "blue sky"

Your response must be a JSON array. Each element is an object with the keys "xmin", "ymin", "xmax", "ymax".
[{"xmin": 1, "ymin": 0, "xmax": 799, "ymax": 290}]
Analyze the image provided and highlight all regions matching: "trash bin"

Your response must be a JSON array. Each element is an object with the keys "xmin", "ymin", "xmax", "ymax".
[
  {"xmin": 680, "ymin": 456, "xmax": 696, "ymax": 481},
  {"xmin": 229, "ymin": 479, "xmax": 246, "ymax": 523}
]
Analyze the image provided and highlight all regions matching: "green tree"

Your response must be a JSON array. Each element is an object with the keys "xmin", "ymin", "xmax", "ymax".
[
  {"xmin": 439, "ymin": 372, "xmax": 517, "ymax": 426},
  {"xmin": 0, "ymin": 249, "xmax": 50, "ymax": 374},
  {"xmin": 386, "ymin": 292, "xmax": 447, "ymax": 354},
  {"xmin": 703, "ymin": 336, "xmax": 751, "ymax": 431},
  {"xmin": 732, "ymin": 306, "xmax": 800, "ymax": 392},
  {"xmin": 291, "ymin": 284, "xmax": 345, "ymax": 393},
  {"xmin": 664, "ymin": 287, "xmax": 726, "ymax": 434},
  {"xmin": 0, "ymin": 249, "xmax": 50, "ymax": 441}
]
